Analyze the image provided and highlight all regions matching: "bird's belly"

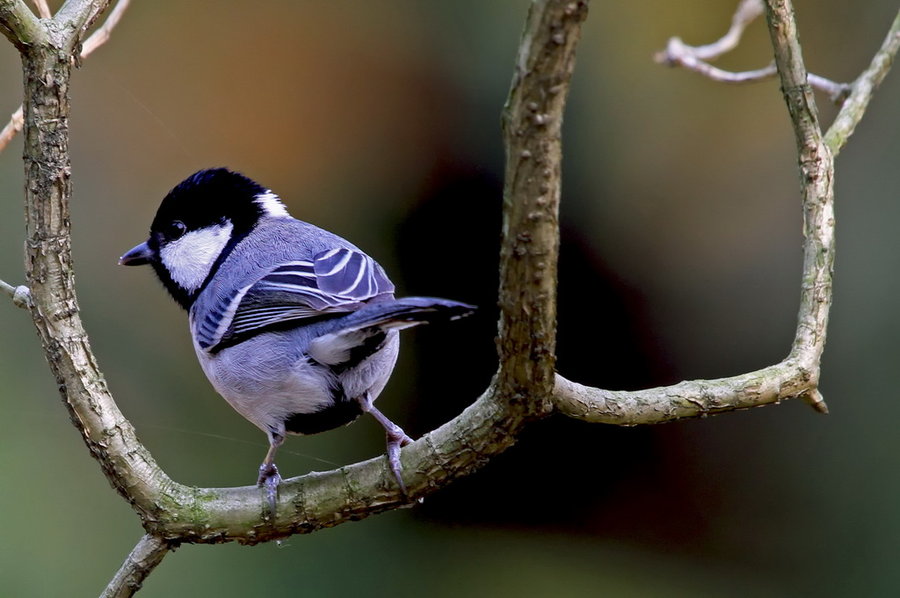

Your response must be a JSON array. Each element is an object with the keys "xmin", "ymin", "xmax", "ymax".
[
  {"xmin": 194, "ymin": 333, "xmax": 335, "ymax": 434},
  {"xmin": 193, "ymin": 328, "xmax": 401, "ymax": 436}
]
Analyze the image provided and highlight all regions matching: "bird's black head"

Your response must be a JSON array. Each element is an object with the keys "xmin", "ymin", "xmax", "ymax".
[{"xmin": 119, "ymin": 168, "xmax": 291, "ymax": 309}]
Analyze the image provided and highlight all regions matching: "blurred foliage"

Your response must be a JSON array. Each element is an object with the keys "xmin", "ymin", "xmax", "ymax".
[{"xmin": 0, "ymin": 1, "xmax": 898, "ymax": 596}]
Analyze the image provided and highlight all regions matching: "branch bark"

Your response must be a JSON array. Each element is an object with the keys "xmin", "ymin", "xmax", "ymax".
[
  {"xmin": 0, "ymin": 0, "xmax": 130, "ymax": 155},
  {"xmin": 824, "ymin": 10, "xmax": 900, "ymax": 155},
  {"xmin": 553, "ymin": 0, "xmax": 851, "ymax": 421},
  {"xmin": 498, "ymin": 0, "xmax": 588, "ymax": 415},
  {"xmin": 101, "ymin": 535, "xmax": 171, "ymax": 598},
  {"xmin": 1, "ymin": 0, "xmax": 591, "ymax": 547},
  {"xmin": 0, "ymin": 0, "xmax": 897, "ymax": 595},
  {"xmin": 0, "ymin": 0, "xmax": 45, "ymax": 49}
]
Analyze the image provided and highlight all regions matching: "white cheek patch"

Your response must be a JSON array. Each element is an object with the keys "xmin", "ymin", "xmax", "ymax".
[
  {"xmin": 160, "ymin": 222, "xmax": 234, "ymax": 293},
  {"xmin": 254, "ymin": 190, "xmax": 290, "ymax": 218}
]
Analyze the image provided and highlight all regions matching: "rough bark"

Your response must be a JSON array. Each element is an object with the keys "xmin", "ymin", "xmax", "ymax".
[{"xmin": 0, "ymin": 1, "xmax": 897, "ymax": 596}]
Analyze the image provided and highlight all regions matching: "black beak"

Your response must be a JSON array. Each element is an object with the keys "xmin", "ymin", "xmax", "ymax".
[{"xmin": 119, "ymin": 241, "xmax": 154, "ymax": 266}]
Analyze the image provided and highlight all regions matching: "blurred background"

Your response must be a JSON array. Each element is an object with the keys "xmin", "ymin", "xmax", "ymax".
[{"xmin": 1, "ymin": 0, "xmax": 898, "ymax": 596}]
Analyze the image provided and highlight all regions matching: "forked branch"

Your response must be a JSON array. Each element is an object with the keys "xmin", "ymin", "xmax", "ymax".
[
  {"xmin": 0, "ymin": 0, "xmax": 131, "ymax": 155},
  {"xmin": 655, "ymin": 0, "xmax": 855, "ymax": 103},
  {"xmin": 0, "ymin": 1, "xmax": 897, "ymax": 596},
  {"xmin": 553, "ymin": 0, "xmax": 896, "ymax": 421}
]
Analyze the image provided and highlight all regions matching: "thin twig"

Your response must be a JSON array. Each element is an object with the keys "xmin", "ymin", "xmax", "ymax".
[
  {"xmin": 0, "ymin": 105, "xmax": 23, "ymax": 152},
  {"xmin": 100, "ymin": 535, "xmax": 171, "ymax": 598},
  {"xmin": 694, "ymin": 0, "xmax": 764, "ymax": 59},
  {"xmin": 655, "ymin": 0, "xmax": 851, "ymax": 104},
  {"xmin": 659, "ymin": 0, "xmax": 764, "ymax": 62},
  {"xmin": 80, "ymin": 0, "xmax": 129, "ymax": 57},
  {"xmin": 825, "ymin": 9, "xmax": 900, "ymax": 155},
  {"xmin": 31, "ymin": 0, "xmax": 50, "ymax": 19},
  {"xmin": 0, "ymin": 0, "xmax": 130, "ymax": 155}
]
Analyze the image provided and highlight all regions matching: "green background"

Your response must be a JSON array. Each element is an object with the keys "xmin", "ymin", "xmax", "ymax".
[{"xmin": 1, "ymin": 1, "xmax": 898, "ymax": 596}]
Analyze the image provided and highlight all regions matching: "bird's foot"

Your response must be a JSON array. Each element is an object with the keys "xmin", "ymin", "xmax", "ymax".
[
  {"xmin": 385, "ymin": 427, "xmax": 415, "ymax": 500},
  {"xmin": 359, "ymin": 393, "xmax": 417, "ymax": 501},
  {"xmin": 257, "ymin": 462, "xmax": 282, "ymax": 515}
]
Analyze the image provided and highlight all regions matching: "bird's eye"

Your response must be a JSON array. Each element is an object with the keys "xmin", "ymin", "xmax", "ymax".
[{"xmin": 166, "ymin": 221, "xmax": 187, "ymax": 240}]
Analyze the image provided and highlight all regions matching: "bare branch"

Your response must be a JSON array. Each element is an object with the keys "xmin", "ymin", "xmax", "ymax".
[
  {"xmin": 80, "ymin": 0, "xmax": 128, "ymax": 57},
  {"xmin": 0, "ymin": 0, "xmax": 129, "ymax": 155},
  {"xmin": 660, "ymin": 40, "xmax": 778, "ymax": 84},
  {"xmin": 54, "ymin": 0, "xmax": 113, "ymax": 52},
  {"xmin": 101, "ymin": 535, "xmax": 171, "ymax": 598},
  {"xmin": 658, "ymin": 0, "xmax": 764, "ymax": 63},
  {"xmin": 30, "ymin": 0, "xmax": 50, "ymax": 19},
  {"xmin": 0, "ymin": 105, "xmax": 24, "ymax": 154},
  {"xmin": 555, "ymin": 0, "xmax": 840, "ymax": 422},
  {"xmin": 498, "ymin": 0, "xmax": 588, "ymax": 412},
  {"xmin": 825, "ymin": 10, "xmax": 900, "ymax": 155},
  {"xmin": 655, "ymin": 0, "xmax": 851, "ymax": 104},
  {"xmin": 554, "ymin": 362, "xmax": 813, "ymax": 424},
  {"xmin": 6, "ymin": 0, "xmax": 589, "ymax": 548},
  {"xmin": 0, "ymin": 0, "xmax": 46, "ymax": 49},
  {"xmin": 693, "ymin": 0, "xmax": 764, "ymax": 59}
]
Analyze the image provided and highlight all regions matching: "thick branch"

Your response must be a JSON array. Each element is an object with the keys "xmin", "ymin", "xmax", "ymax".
[
  {"xmin": 54, "ymin": 0, "xmax": 113, "ymax": 52},
  {"xmin": 7, "ymin": 0, "xmax": 589, "ymax": 549},
  {"xmin": 498, "ymin": 0, "xmax": 588, "ymax": 413},
  {"xmin": 0, "ymin": 0, "xmax": 45, "ymax": 49},
  {"xmin": 825, "ymin": 10, "xmax": 900, "ymax": 155},
  {"xmin": 101, "ymin": 535, "xmax": 171, "ymax": 598}
]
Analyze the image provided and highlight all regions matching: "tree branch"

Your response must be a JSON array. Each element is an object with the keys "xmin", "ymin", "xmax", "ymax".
[
  {"xmin": 0, "ymin": 0, "xmax": 45, "ymax": 49},
  {"xmin": 655, "ymin": 0, "xmax": 851, "ymax": 104},
  {"xmin": 0, "ymin": 105, "xmax": 24, "ymax": 152},
  {"xmin": 554, "ymin": 0, "xmax": 845, "ymax": 421},
  {"xmin": 54, "ymin": 0, "xmax": 113, "ymax": 52},
  {"xmin": 2, "ymin": 0, "xmax": 895, "ymax": 592},
  {"xmin": 498, "ymin": 0, "xmax": 588, "ymax": 413},
  {"xmin": 825, "ymin": 10, "xmax": 900, "ymax": 155},
  {"xmin": 654, "ymin": 0, "xmax": 763, "ymax": 64},
  {"xmin": 101, "ymin": 535, "xmax": 171, "ymax": 598},
  {"xmin": 80, "ymin": 0, "xmax": 127, "ymax": 56},
  {"xmin": 5, "ymin": 0, "xmax": 590, "ymax": 549},
  {"xmin": 0, "ymin": 0, "xmax": 130, "ymax": 155}
]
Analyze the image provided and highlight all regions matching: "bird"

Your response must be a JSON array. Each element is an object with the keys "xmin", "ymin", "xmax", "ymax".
[{"xmin": 119, "ymin": 168, "xmax": 474, "ymax": 509}]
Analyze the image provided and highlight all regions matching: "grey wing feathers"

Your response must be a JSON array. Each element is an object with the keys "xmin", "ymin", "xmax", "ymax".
[{"xmin": 196, "ymin": 248, "xmax": 395, "ymax": 352}]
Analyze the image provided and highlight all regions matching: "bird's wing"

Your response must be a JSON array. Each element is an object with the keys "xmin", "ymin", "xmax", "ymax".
[{"xmin": 194, "ymin": 247, "xmax": 394, "ymax": 352}]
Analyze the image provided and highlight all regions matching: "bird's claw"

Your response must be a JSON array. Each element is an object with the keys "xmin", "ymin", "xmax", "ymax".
[
  {"xmin": 385, "ymin": 432, "xmax": 414, "ymax": 500},
  {"xmin": 257, "ymin": 462, "xmax": 281, "ymax": 515}
]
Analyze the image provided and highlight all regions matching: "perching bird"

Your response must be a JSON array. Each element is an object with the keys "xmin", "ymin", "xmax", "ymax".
[{"xmin": 119, "ymin": 168, "xmax": 474, "ymax": 507}]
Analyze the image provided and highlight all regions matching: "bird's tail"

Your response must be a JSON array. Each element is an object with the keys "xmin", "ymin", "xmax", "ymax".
[
  {"xmin": 345, "ymin": 296, "xmax": 476, "ymax": 330},
  {"xmin": 307, "ymin": 297, "xmax": 475, "ymax": 368}
]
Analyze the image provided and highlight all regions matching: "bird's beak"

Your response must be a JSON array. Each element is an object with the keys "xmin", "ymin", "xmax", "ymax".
[{"xmin": 119, "ymin": 241, "xmax": 154, "ymax": 266}]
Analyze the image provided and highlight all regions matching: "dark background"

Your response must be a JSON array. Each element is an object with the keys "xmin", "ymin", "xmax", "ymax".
[{"xmin": 1, "ymin": 1, "xmax": 898, "ymax": 596}]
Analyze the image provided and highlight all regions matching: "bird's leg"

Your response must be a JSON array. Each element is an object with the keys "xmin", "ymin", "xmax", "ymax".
[
  {"xmin": 257, "ymin": 430, "xmax": 285, "ymax": 514},
  {"xmin": 358, "ymin": 392, "xmax": 413, "ymax": 497}
]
